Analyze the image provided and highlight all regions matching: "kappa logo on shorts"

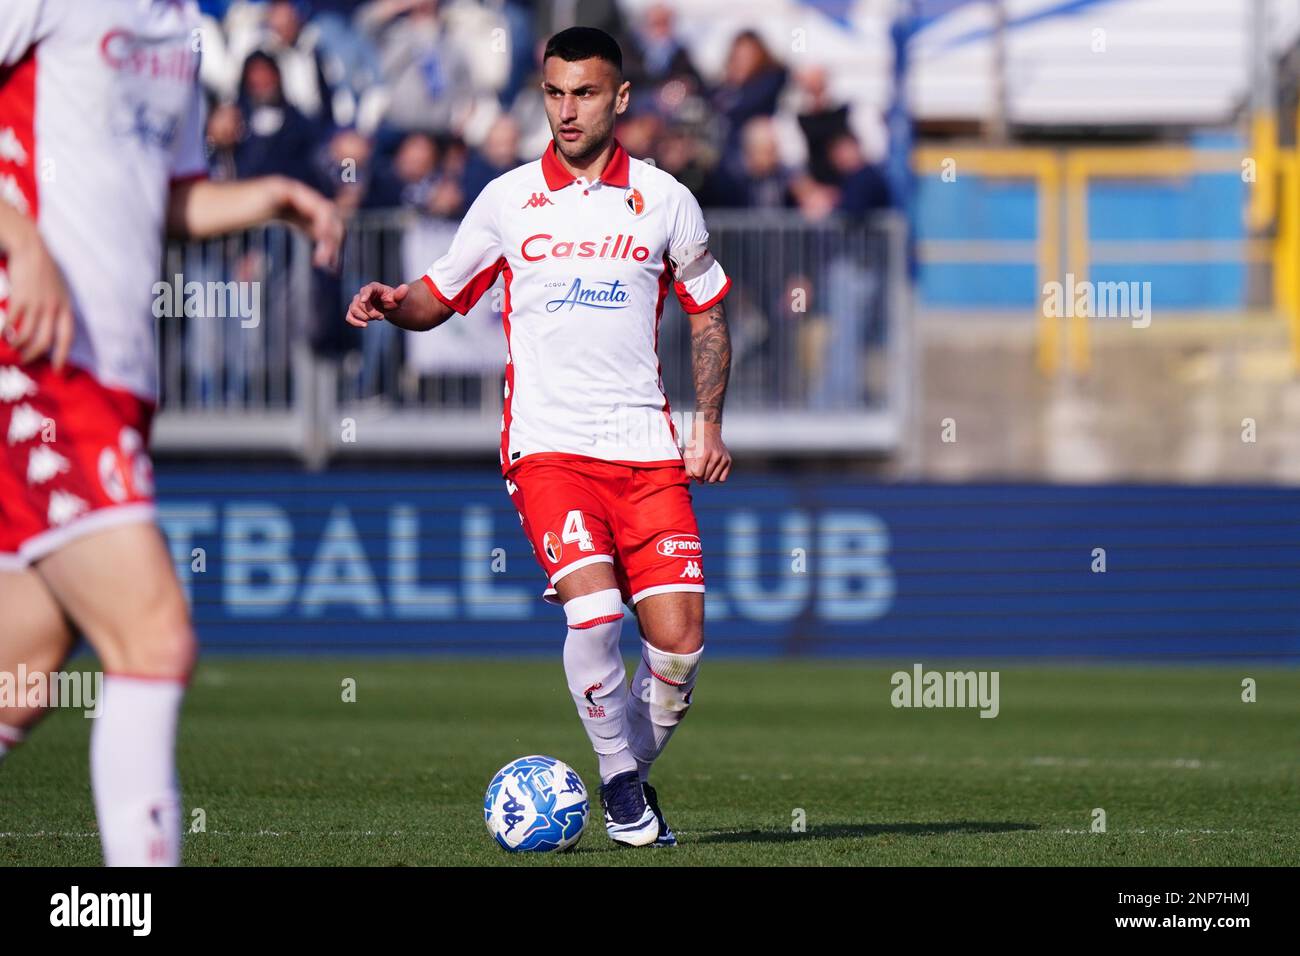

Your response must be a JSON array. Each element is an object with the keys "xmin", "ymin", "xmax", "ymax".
[
  {"xmin": 656, "ymin": 533, "xmax": 702, "ymax": 558},
  {"xmin": 543, "ymin": 530, "xmax": 563, "ymax": 564},
  {"xmin": 7, "ymin": 403, "xmax": 43, "ymax": 444},
  {"xmin": 0, "ymin": 366, "xmax": 37, "ymax": 403},
  {"xmin": 26, "ymin": 445, "xmax": 69, "ymax": 486},
  {"xmin": 47, "ymin": 490, "xmax": 88, "ymax": 527},
  {"xmin": 679, "ymin": 560, "xmax": 703, "ymax": 579}
]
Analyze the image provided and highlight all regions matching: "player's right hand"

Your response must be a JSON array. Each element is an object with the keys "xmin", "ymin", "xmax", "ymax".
[
  {"xmin": 2, "ymin": 235, "xmax": 75, "ymax": 369},
  {"xmin": 346, "ymin": 281, "xmax": 409, "ymax": 328}
]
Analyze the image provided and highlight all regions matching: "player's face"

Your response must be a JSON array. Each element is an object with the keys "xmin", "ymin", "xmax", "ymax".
[{"xmin": 541, "ymin": 56, "xmax": 630, "ymax": 164}]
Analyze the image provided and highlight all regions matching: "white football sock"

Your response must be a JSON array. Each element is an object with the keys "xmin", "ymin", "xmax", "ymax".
[
  {"xmin": 91, "ymin": 675, "xmax": 184, "ymax": 867},
  {"xmin": 0, "ymin": 723, "xmax": 23, "ymax": 765},
  {"xmin": 626, "ymin": 640, "xmax": 702, "ymax": 782},
  {"xmin": 562, "ymin": 589, "xmax": 638, "ymax": 784}
]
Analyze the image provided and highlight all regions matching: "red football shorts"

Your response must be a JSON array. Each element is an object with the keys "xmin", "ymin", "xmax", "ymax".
[
  {"xmin": 0, "ymin": 345, "xmax": 156, "ymax": 569},
  {"xmin": 507, "ymin": 457, "xmax": 706, "ymax": 606}
]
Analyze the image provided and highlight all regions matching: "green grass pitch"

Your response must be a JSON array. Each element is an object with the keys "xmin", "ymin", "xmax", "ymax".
[{"xmin": 1, "ymin": 659, "xmax": 1295, "ymax": 866}]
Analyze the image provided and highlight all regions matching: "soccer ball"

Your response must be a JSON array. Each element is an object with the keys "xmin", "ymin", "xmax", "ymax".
[{"xmin": 484, "ymin": 755, "xmax": 589, "ymax": 852}]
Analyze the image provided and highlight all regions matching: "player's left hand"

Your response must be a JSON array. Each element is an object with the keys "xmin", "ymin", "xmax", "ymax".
[{"xmin": 684, "ymin": 421, "xmax": 731, "ymax": 483}]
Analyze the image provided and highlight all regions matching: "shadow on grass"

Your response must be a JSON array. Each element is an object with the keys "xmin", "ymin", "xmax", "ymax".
[{"xmin": 691, "ymin": 820, "xmax": 1040, "ymax": 845}]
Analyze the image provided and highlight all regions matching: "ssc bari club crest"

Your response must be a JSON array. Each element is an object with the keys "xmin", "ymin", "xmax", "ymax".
[
  {"xmin": 623, "ymin": 187, "xmax": 645, "ymax": 216},
  {"xmin": 543, "ymin": 531, "xmax": 563, "ymax": 564}
]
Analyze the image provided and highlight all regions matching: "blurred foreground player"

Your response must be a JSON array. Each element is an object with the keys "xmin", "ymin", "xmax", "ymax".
[
  {"xmin": 347, "ymin": 27, "xmax": 732, "ymax": 846},
  {"xmin": 0, "ymin": 0, "xmax": 341, "ymax": 865}
]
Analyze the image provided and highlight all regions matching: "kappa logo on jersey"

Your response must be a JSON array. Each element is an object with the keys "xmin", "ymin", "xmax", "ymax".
[
  {"xmin": 543, "ymin": 530, "xmax": 563, "ymax": 563},
  {"xmin": 656, "ymin": 533, "xmax": 702, "ymax": 558},
  {"xmin": 679, "ymin": 560, "xmax": 703, "ymax": 579},
  {"xmin": 624, "ymin": 187, "xmax": 646, "ymax": 216},
  {"xmin": 521, "ymin": 192, "xmax": 555, "ymax": 209}
]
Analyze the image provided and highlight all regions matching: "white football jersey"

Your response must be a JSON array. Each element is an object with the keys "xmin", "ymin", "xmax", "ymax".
[
  {"xmin": 423, "ymin": 140, "xmax": 731, "ymax": 475},
  {"xmin": 0, "ymin": 0, "xmax": 207, "ymax": 401}
]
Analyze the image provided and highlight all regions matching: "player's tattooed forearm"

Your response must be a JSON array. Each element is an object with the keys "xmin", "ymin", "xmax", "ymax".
[{"xmin": 691, "ymin": 301, "xmax": 731, "ymax": 425}]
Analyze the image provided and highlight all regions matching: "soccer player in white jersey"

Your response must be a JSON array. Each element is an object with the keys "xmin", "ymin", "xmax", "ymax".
[
  {"xmin": 0, "ymin": 0, "xmax": 341, "ymax": 865},
  {"xmin": 347, "ymin": 27, "xmax": 733, "ymax": 847}
]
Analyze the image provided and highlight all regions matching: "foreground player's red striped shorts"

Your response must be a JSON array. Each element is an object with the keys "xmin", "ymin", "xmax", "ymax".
[
  {"xmin": 0, "ymin": 344, "xmax": 156, "ymax": 570},
  {"xmin": 507, "ymin": 456, "xmax": 706, "ymax": 606}
]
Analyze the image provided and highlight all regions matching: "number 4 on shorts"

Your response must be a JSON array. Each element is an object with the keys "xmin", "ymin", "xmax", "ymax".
[{"xmin": 563, "ymin": 510, "xmax": 595, "ymax": 552}]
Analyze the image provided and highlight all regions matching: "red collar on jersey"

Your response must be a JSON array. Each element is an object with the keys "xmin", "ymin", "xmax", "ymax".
[{"xmin": 541, "ymin": 138, "xmax": 630, "ymax": 191}]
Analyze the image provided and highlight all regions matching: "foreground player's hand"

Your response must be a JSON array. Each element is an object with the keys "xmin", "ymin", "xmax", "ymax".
[
  {"xmin": 685, "ymin": 421, "xmax": 731, "ymax": 483},
  {"xmin": 284, "ymin": 179, "xmax": 344, "ymax": 271},
  {"xmin": 346, "ymin": 282, "xmax": 410, "ymax": 328},
  {"xmin": 3, "ymin": 234, "xmax": 75, "ymax": 369}
]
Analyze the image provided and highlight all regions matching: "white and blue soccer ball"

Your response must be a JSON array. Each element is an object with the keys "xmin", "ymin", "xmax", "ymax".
[{"xmin": 484, "ymin": 755, "xmax": 589, "ymax": 853}]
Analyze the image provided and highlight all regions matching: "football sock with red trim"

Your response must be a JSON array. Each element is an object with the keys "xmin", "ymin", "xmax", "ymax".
[{"xmin": 562, "ymin": 589, "xmax": 638, "ymax": 784}]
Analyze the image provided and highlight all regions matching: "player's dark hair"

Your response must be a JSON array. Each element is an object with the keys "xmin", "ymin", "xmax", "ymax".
[{"xmin": 543, "ymin": 27, "xmax": 624, "ymax": 77}]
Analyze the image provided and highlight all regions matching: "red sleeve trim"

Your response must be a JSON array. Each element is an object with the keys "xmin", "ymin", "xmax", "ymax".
[
  {"xmin": 676, "ymin": 275, "xmax": 731, "ymax": 314},
  {"xmin": 423, "ymin": 257, "xmax": 505, "ymax": 315},
  {"xmin": 422, "ymin": 274, "xmax": 458, "ymax": 312},
  {"xmin": 168, "ymin": 171, "xmax": 209, "ymax": 187}
]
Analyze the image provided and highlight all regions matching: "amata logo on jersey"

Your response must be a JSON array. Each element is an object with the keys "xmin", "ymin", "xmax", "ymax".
[
  {"xmin": 521, "ymin": 233, "xmax": 653, "ymax": 263},
  {"xmin": 544, "ymin": 278, "xmax": 631, "ymax": 313}
]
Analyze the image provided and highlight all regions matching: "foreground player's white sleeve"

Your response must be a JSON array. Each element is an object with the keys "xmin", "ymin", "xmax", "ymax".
[
  {"xmin": 422, "ymin": 181, "xmax": 506, "ymax": 315},
  {"xmin": 667, "ymin": 185, "xmax": 730, "ymax": 314},
  {"xmin": 0, "ymin": 0, "xmax": 54, "ymax": 65},
  {"xmin": 169, "ymin": 80, "xmax": 209, "ymax": 182}
]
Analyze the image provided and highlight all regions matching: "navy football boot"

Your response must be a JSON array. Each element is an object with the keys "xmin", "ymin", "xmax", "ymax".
[
  {"xmin": 642, "ymin": 782, "xmax": 677, "ymax": 847},
  {"xmin": 599, "ymin": 770, "xmax": 660, "ymax": 847}
]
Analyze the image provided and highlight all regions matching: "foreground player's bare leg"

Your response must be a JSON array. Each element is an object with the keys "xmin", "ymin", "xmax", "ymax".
[
  {"xmin": 554, "ymin": 563, "xmax": 659, "ymax": 845},
  {"xmin": 34, "ymin": 522, "xmax": 196, "ymax": 866},
  {"xmin": 0, "ymin": 570, "xmax": 76, "ymax": 763}
]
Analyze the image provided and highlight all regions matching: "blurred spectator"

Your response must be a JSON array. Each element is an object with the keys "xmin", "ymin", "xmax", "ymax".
[
  {"xmin": 828, "ymin": 132, "xmax": 892, "ymax": 216},
  {"xmin": 533, "ymin": 0, "xmax": 627, "ymax": 44},
  {"xmin": 319, "ymin": 127, "xmax": 376, "ymax": 217},
  {"xmin": 232, "ymin": 51, "xmax": 322, "ymax": 184},
  {"xmin": 355, "ymin": 0, "xmax": 482, "ymax": 136},
  {"xmin": 624, "ymin": 3, "xmax": 703, "ymax": 95},
  {"xmin": 506, "ymin": 37, "xmax": 563, "ymax": 159},
  {"xmin": 654, "ymin": 124, "xmax": 713, "ymax": 197},
  {"xmin": 706, "ymin": 117, "xmax": 794, "ymax": 209},
  {"xmin": 774, "ymin": 65, "xmax": 887, "ymax": 184},
  {"xmin": 713, "ymin": 30, "xmax": 788, "ymax": 175},
  {"xmin": 615, "ymin": 106, "xmax": 663, "ymax": 162},
  {"xmin": 809, "ymin": 133, "xmax": 892, "ymax": 411},
  {"xmin": 462, "ymin": 116, "xmax": 523, "ymax": 204},
  {"xmin": 201, "ymin": 0, "xmax": 351, "ymax": 130},
  {"xmin": 205, "ymin": 102, "xmax": 245, "ymax": 183}
]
